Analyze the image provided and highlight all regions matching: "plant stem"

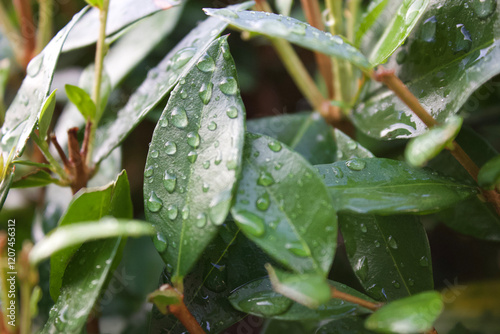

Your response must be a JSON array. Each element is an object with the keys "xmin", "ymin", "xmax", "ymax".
[
  {"xmin": 88, "ymin": 0, "xmax": 110, "ymax": 163},
  {"xmin": 169, "ymin": 301, "xmax": 206, "ymax": 334},
  {"xmin": 330, "ymin": 286, "xmax": 382, "ymax": 312},
  {"xmin": 13, "ymin": 0, "xmax": 36, "ymax": 68},
  {"xmin": 35, "ymin": 0, "xmax": 53, "ymax": 54},
  {"xmin": 32, "ymin": 133, "xmax": 70, "ymax": 184},
  {"xmin": 0, "ymin": 2, "xmax": 24, "ymax": 66},
  {"xmin": 347, "ymin": 0, "xmax": 361, "ymax": 43}
]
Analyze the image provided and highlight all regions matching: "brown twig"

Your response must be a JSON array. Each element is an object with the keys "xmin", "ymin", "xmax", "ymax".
[
  {"xmin": 67, "ymin": 128, "xmax": 89, "ymax": 194},
  {"xmin": 81, "ymin": 121, "xmax": 92, "ymax": 161},
  {"xmin": 50, "ymin": 134, "xmax": 70, "ymax": 170},
  {"xmin": 330, "ymin": 286, "xmax": 382, "ymax": 312},
  {"xmin": 13, "ymin": 0, "xmax": 36, "ymax": 68}
]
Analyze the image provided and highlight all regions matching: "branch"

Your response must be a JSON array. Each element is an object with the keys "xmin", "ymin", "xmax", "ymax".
[
  {"xmin": 13, "ymin": 0, "xmax": 36, "ymax": 67},
  {"xmin": 330, "ymin": 286, "xmax": 382, "ymax": 312}
]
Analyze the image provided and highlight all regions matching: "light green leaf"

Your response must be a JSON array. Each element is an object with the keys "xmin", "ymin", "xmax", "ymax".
[
  {"xmin": 275, "ymin": 0, "xmax": 293, "ymax": 16},
  {"xmin": 148, "ymin": 285, "xmax": 182, "ymax": 314},
  {"xmin": 478, "ymin": 155, "xmax": 500, "ymax": 190},
  {"xmin": 365, "ymin": 291, "xmax": 443, "ymax": 333},
  {"xmin": 317, "ymin": 158, "xmax": 477, "ymax": 215},
  {"xmin": 65, "ymin": 84, "xmax": 96, "ymax": 121},
  {"xmin": 229, "ymin": 276, "xmax": 373, "ymax": 320},
  {"xmin": 247, "ymin": 112, "xmax": 337, "ymax": 164},
  {"xmin": 340, "ymin": 214, "xmax": 433, "ymax": 301},
  {"xmin": 232, "ymin": 134, "xmax": 337, "ymax": 276},
  {"xmin": 84, "ymin": 0, "xmax": 102, "ymax": 8},
  {"xmin": 266, "ymin": 264, "xmax": 331, "ymax": 309},
  {"xmin": 49, "ymin": 171, "xmax": 132, "ymax": 300},
  {"xmin": 30, "ymin": 218, "xmax": 154, "ymax": 267},
  {"xmin": 334, "ymin": 129, "xmax": 375, "ymax": 160},
  {"xmin": 93, "ymin": 1, "xmax": 254, "ymax": 163},
  {"xmin": 63, "ymin": 0, "xmax": 181, "ymax": 51},
  {"xmin": 143, "ymin": 37, "xmax": 245, "ymax": 283},
  {"xmin": 370, "ymin": 0, "xmax": 430, "ymax": 66},
  {"xmin": 405, "ymin": 116, "xmax": 463, "ymax": 167},
  {"xmin": 355, "ymin": 0, "xmax": 389, "ymax": 46},
  {"xmin": 354, "ymin": 0, "xmax": 500, "ymax": 140},
  {"xmin": 37, "ymin": 90, "xmax": 57, "ymax": 140},
  {"xmin": 12, "ymin": 169, "xmax": 59, "ymax": 188},
  {"xmin": 203, "ymin": 8, "xmax": 371, "ymax": 70}
]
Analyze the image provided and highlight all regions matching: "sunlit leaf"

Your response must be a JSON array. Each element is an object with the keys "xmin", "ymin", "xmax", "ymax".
[{"xmin": 65, "ymin": 84, "xmax": 96, "ymax": 121}]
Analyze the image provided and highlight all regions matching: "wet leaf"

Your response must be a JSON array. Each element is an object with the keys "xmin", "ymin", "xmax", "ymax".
[
  {"xmin": 40, "ymin": 238, "xmax": 123, "ymax": 334},
  {"xmin": 232, "ymin": 134, "xmax": 337, "ymax": 276},
  {"xmin": 478, "ymin": 155, "xmax": 500, "ymax": 190},
  {"xmin": 30, "ymin": 218, "xmax": 154, "ymax": 267},
  {"xmin": 229, "ymin": 275, "xmax": 373, "ymax": 320},
  {"xmin": 48, "ymin": 171, "xmax": 133, "ymax": 300},
  {"xmin": 369, "ymin": 0, "xmax": 430, "ymax": 66},
  {"xmin": 340, "ymin": 214, "xmax": 433, "ymax": 301},
  {"xmin": 246, "ymin": 112, "xmax": 337, "ymax": 164},
  {"xmin": 315, "ymin": 316, "xmax": 378, "ymax": 333},
  {"xmin": 365, "ymin": 291, "xmax": 443, "ymax": 333},
  {"xmin": 93, "ymin": 1, "xmax": 253, "ymax": 163},
  {"xmin": 355, "ymin": 0, "xmax": 389, "ymax": 46},
  {"xmin": 405, "ymin": 116, "xmax": 463, "ymax": 167},
  {"xmin": 12, "ymin": 169, "xmax": 59, "ymax": 188},
  {"xmin": 143, "ymin": 37, "xmax": 245, "ymax": 283},
  {"xmin": 37, "ymin": 90, "xmax": 57, "ymax": 140},
  {"xmin": 204, "ymin": 8, "xmax": 371, "ymax": 69},
  {"xmin": 353, "ymin": 0, "xmax": 500, "ymax": 140},
  {"xmin": 63, "ymin": 0, "xmax": 181, "ymax": 51},
  {"xmin": 65, "ymin": 84, "xmax": 96, "ymax": 121},
  {"xmin": 316, "ymin": 158, "xmax": 477, "ymax": 215},
  {"xmin": 334, "ymin": 129, "xmax": 375, "ymax": 160}
]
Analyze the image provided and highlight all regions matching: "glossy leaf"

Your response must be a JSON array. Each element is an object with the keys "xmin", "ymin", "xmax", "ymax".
[
  {"xmin": 0, "ymin": 8, "xmax": 87, "ymax": 157},
  {"xmin": 353, "ymin": 0, "xmax": 500, "ymax": 139},
  {"xmin": 37, "ymin": 90, "xmax": 57, "ymax": 140},
  {"xmin": 355, "ymin": 0, "xmax": 389, "ymax": 46},
  {"xmin": 478, "ymin": 155, "xmax": 500, "ymax": 190},
  {"xmin": 334, "ymin": 129, "xmax": 375, "ymax": 160},
  {"xmin": 203, "ymin": 8, "xmax": 371, "ymax": 69},
  {"xmin": 247, "ymin": 112, "xmax": 337, "ymax": 164},
  {"xmin": 65, "ymin": 84, "xmax": 96, "ymax": 121},
  {"xmin": 143, "ymin": 37, "xmax": 245, "ymax": 282},
  {"xmin": 93, "ymin": 1, "xmax": 253, "ymax": 163},
  {"xmin": 365, "ymin": 291, "xmax": 443, "ymax": 333},
  {"xmin": 229, "ymin": 276, "xmax": 373, "ymax": 320},
  {"xmin": 49, "ymin": 171, "xmax": 133, "ymax": 300},
  {"xmin": 340, "ymin": 214, "xmax": 433, "ymax": 301},
  {"xmin": 316, "ymin": 317, "xmax": 378, "ymax": 333},
  {"xmin": 317, "ymin": 158, "xmax": 477, "ymax": 215},
  {"xmin": 12, "ymin": 169, "xmax": 59, "ymax": 188},
  {"xmin": 232, "ymin": 134, "xmax": 337, "ymax": 276},
  {"xmin": 62, "ymin": 0, "xmax": 180, "ymax": 51},
  {"xmin": 148, "ymin": 285, "xmax": 182, "ymax": 314},
  {"xmin": 405, "ymin": 116, "xmax": 463, "ymax": 167},
  {"xmin": 40, "ymin": 238, "xmax": 122, "ymax": 334},
  {"xmin": 369, "ymin": 0, "xmax": 430, "ymax": 66},
  {"xmin": 30, "ymin": 218, "xmax": 154, "ymax": 267}
]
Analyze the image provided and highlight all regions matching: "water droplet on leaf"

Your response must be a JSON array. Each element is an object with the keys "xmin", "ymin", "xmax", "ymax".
[{"xmin": 147, "ymin": 191, "xmax": 163, "ymax": 212}]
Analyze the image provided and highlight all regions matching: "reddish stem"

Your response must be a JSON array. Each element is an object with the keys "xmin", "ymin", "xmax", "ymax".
[
  {"xmin": 330, "ymin": 286, "xmax": 382, "ymax": 312},
  {"xmin": 13, "ymin": 0, "xmax": 36, "ymax": 67}
]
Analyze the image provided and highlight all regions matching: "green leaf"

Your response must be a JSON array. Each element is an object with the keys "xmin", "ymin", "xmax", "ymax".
[
  {"xmin": 64, "ymin": 84, "xmax": 96, "ymax": 121},
  {"xmin": 334, "ymin": 129, "xmax": 375, "ymax": 160},
  {"xmin": 0, "ymin": 8, "xmax": 87, "ymax": 157},
  {"xmin": 266, "ymin": 264, "xmax": 331, "ymax": 308},
  {"xmin": 478, "ymin": 155, "xmax": 500, "ymax": 190},
  {"xmin": 365, "ymin": 291, "xmax": 443, "ymax": 333},
  {"xmin": 148, "ymin": 285, "xmax": 182, "ymax": 314},
  {"xmin": 317, "ymin": 158, "xmax": 477, "ymax": 215},
  {"xmin": 0, "ymin": 171, "xmax": 13, "ymax": 210},
  {"xmin": 93, "ymin": 1, "xmax": 254, "ymax": 163},
  {"xmin": 63, "ymin": 0, "xmax": 181, "ymax": 51},
  {"xmin": 340, "ymin": 214, "xmax": 433, "ymax": 301},
  {"xmin": 405, "ymin": 116, "xmax": 463, "ymax": 167},
  {"xmin": 275, "ymin": 0, "xmax": 294, "ymax": 16},
  {"xmin": 316, "ymin": 316, "xmax": 378, "ymax": 333},
  {"xmin": 49, "ymin": 170, "xmax": 133, "ymax": 300},
  {"xmin": 355, "ymin": 0, "xmax": 389, "ymax": 46},
  {"xmin": 37, "ymin": 90, "xmax": 57, "ymax": 140},
  {"xmin": 143, "ymin": 37, "xmax": 245, "ymax": 282},
  {"xmin": 247, "ymin": 112, "xmax": 337, "ymax": 164},
  {"xmin": 369, "ymin": 0, "xmax": 430, "ymax": 66},
  {"xmin": 229, "ymin": 276, "xmax": 373, "ymax": 320},
  {"xmin": 12, "ymin": 169, "xmax": 59, "ymax": 188},
  {"xmin": 353, "ymin": 0, "xmax": 500, "ymax": 140},
  {"xmin": 40, "ymin": 238, "xmax": 122, "ymax": 334},
  {"xmin": 30, "ymin": 218, "xmax": 154, "ymax": 267},
  {"xmin": 203, "ymin": 8, "xmax": 371, "ymax": 70},
  {"xmin": 232, "ymin": 134, "xmax": 337, "ymax": 276},
  {"xmin": 84, "ymin": 0, "xmax": 102, "ymax": 8}
]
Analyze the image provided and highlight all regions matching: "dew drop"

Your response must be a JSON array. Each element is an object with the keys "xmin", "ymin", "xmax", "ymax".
[
  {"xmin": 392, "ymin": 280, "xmax": 401, "ymax": 289},
  {"xmin": 203, "ymin": 160, "xmax": 210, "ymax": 169},
  {"xmin": 360, "ymin": 224, "xmax": 367, "ymax": 233},
  {"xmin": 226, "ymin": 106, "xmax": 238, "ymax": 118},
  {"xmin": 187, "ymin": 151, "xmax": 198, "ymax": 163},
  {"xmin": 187, "ymin": 131, "xmax": 200, "ymax": 148},
  {"xmin": 27, "ymin": 54, "xmax": 43, "ymax": 77},
  {"xmin": 408, "ymin": 278, "xmax": 415, "ymax": 286},
  {"xmin": 420, "ymin": 16, "xmax": 437, "ymax": 42},
  {"xmin": 419, "ymin": 256, "xmax": 429, "ymax": 267},
  {"xmin": 196, "ymin": 213, "xmax": 207, "ymax": 228},
  {"xmin": 165, "ymin": 141, "xmax": 177, "ymax": 155},
  {"xmin": 290, "ymin": 22, "xmax": 307, "ymax": 35},
  {"xmin": 345, "ymin": 159, "xmax": 366, "ymax": 171},
  {"xmin": 454, "ymin": 24, "xmax": 472, "ymax": 53},
  {"xmin": 285, "ymin": 241, "xmax": 311, "ymax": 257},
  {"xmin": 150, "ymin": 150, "xmax": 159, "ymax": 158},
  {"xmin": 257, "ymin": 171, "xmax": 275, "ymax": 186},
  {"xmin": 159, "ymin": 117, "xmax": 169, "ymax": 127},
  {"xmin": 208, "ymin": 121, "xmax": 217, "ymax": 131},
  {"xmin": 267, "ymin": 140, "xmax": 282, "ymax": 152},
  {"xmin": 147, "ymin": 191, "xmax": 163, "ymax": 213},
  {"xmin": 355, "ymin": 256, "xmax": 369, "ymax": 282},
  {"xmin": 219, "ymin": 77, "xmax": 238, "ymax": 95},
  {"xmin": 199, "ymin": 82, "xmax": 213, "ymax": 105},
  {"xmin": 217, "ymin": 8, "xmax": 239, "ymax": 18},
  {"xmin": 163, "ymin": 171, "xmax": 177, "ymax": 193},
  {"xmin": 144, "ymin": 166, "xmax": 154, "ymax": 178},
  {"xmin": 374, "ymin": 240, "xmax": 381, "ymax": 248},
  {"xmin": 332, "ymin": 166, "xmax": 344, "ymax": 178},
  {"xmin": 236, "ymin": 290, "xmax": 292, "ymax": 316},
  {"xmin": 182, "ymin": 205, "xmax": 190, "ymax": 220},
  {"xmin": 170, "ymin": 107, "xmax": 189, "ymax": 128},
  {"xmin": 232, "ymin": 209, "xmax": 265, "ymax": 237},
  {"xmin": 154, "ymin": 232, "xmax": 168, "ymax": 252},
  {"xmin": 256, "ymin": 192, "xmax": 270, "ymax": 211},
  {"xmin": 202, "ymin": 183, "xmax": 210, "ymax": 193},
  {"xmin": 167, "ymin": 204, "xmax": 178, "ymax": 220},
  {"xmin": 196, "ymin": 53, "xmax": 215, "ymax": 72},
  {"xmin": 226, "ymin": 159, "xmax": 237, "ymax": 170},
  {"xmin": 471, "ymin": 0, "xmax": 497, "ymax": 19},
  {"xmin": 204, "ymin": 262, "xmax": 228, "ymax": 292},
  {"xmin": 171, "ymin": 47, "xmax": 196, "ymax": 69},
  {"xmin": 387, "ymin": 236, "xmax": 398, "ymax": 249}
]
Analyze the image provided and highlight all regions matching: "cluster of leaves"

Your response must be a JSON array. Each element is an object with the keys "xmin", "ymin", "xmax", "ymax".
[{"xmin": 0, "ymin": 0, "xmax": 499, "ymax": 333}]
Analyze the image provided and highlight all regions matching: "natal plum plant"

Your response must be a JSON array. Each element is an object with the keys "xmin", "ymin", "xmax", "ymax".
[{"xmin": 0, "ymin": 0, "xmax": 499, "ymax": 333}]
